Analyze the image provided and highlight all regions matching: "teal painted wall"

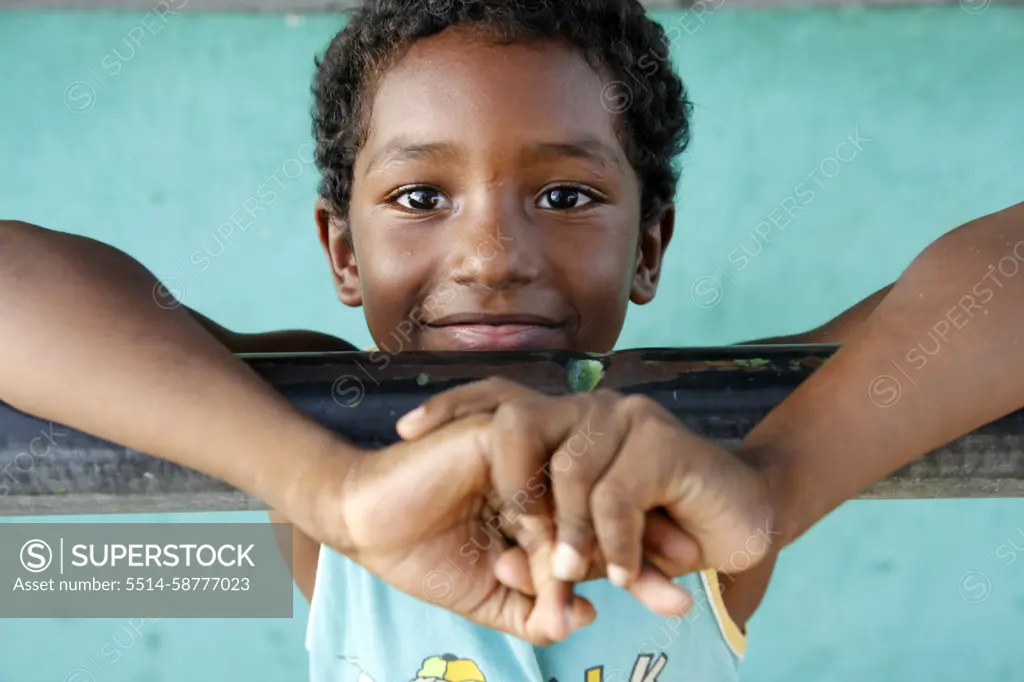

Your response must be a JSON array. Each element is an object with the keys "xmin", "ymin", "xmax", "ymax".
[{"xmin": 1, "ymin": 7, "xmax": 1023, "ymax": 681}]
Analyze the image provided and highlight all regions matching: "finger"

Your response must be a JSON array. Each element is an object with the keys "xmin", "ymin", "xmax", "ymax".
[
  {"xmin": 572, "ymin": 511, "xmax": 699, "ymax": 582},
  {"xmin": 518, "ymin": 516, "xmax": 590, "ymax": 643},
  {"xmin": 590, "ymin": 400, "xmax": 680, "ymax": 588},
  {"xmin": 476, "ymin": 577, "xmax": 595, "ymax": 647},
  {"xmin": 495, "ymin": 547, "xmax": 535, "ymax": 596},
  {"xmin": 591, "ymin": 473, "xmax": 646, "ymax": 588},
  {"xmin": 487, "ymin": 397, "xmax": 591, "ymax": 640},
  {"xmin": 643, "ymin": 510, "xmax": 702, "ymax": 578},
  {"xmin": 490, "ymin": 400, "xmax": 560, "ymax": 518},
  {"xmin": 626, "ymin": 562, "xmax": 693, "ymax": 618},
  {"xmin": 396, "ymin": 377, "xmax": 534, "ymax": 439},
  {"xmin": 550, "ymin": 392, "xmax": 626, "ymax": 582}
]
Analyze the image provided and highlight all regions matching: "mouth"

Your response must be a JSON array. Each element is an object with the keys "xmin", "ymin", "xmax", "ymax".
[{"xmin": 425, "ymin": 313, "xmax": 566, "ymax": 351}]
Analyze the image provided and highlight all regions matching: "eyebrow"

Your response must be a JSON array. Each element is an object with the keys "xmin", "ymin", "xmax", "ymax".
[
  {"xmin": 363, "ymin": 139, "xmax": 461, "ymax": 177},
  {"xmin": 362, "ymin": 136, "xmax": 623, "ymax": 178},
  {"xmin": 520, "ymin": 138, "xmax": 624, "ymax": 174}
]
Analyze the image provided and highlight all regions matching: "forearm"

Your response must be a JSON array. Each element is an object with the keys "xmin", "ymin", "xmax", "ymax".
[
  {"xmin": 269, "ymin": 509, "xmax": 320, "ymax": 601},
  {"xmin": 0, "ymin": 221, "xmax": 354, "ymax": 519},
  {"xmin": 739, "ymin": 202, "xmax": 1024, "ymax": 547}
]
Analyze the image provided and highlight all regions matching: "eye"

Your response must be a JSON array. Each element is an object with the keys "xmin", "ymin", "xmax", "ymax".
[
  {"xmin": 392, "ymin": 187, "xmax": 450, "ymax": 211},
  {"xmin": 537, "ymin": 186, "xmax": 596, "ymax": 211}
]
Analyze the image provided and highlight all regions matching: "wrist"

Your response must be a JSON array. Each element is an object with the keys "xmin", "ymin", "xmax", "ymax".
[
  {"xmin": 737, "ymin": 445, "xmax": 807, "ymax": 551},
  {"xmin": 250, "ymin": 425, "xmax": 360, "ymax": 544}
]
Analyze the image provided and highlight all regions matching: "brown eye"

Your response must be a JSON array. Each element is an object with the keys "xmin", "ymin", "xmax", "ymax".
[
  {"xmin": 395, "ymin": 188, "xmax": 449, "ymax": 211},
  {"xmin": 538, "ymin": 187, "xmax": 594, "ymax": 210}
]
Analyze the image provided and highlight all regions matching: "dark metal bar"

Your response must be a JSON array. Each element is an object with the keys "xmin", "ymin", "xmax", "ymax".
[{"xmin": 1, "ymin": 346, "xmax": 1023, "ymax": 516}]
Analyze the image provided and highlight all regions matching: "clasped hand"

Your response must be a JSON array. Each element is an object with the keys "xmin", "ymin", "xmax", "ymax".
[{"xmin": 319, "ymin": 378, "xmax": 776, "ymax": 646}]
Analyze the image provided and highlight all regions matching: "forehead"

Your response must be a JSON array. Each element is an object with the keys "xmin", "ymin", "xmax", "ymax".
[{"xmin": 362, "ymin": 28, "xmax": 623, "ymax": 159}]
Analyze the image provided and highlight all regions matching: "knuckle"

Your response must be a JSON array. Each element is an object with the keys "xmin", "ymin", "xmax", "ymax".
[
  {"xmin": 494, "ymin": 401, "xmax": 535, "ymax": 429},
  {"xmin": 485, "ymin": 376, "xmax": 529, "ymax": 398},
  {"xmin": 484, "ymin": 376, "xmax": 514, "ymax": 390},
  {"xmin": 590, "ymin": 477, "xmax": 635, "ymax": 516},
  {"xmin": 556, "ymin": 513, "xmax": 596, "ymax": 545},
  {"xmin": 551, "ymin": 449, "xmax": 600, "ymax": 485},
  {"xmin": 592, "ymin": 388, "xmax": 621, "ymax": 404},
  {"xmin": 560, "ymin": 392, "xmax": 590, "ymax": 415},
  {"xmin": 617, "ymin": 393, "xmax": 652, "ymax": 418}
]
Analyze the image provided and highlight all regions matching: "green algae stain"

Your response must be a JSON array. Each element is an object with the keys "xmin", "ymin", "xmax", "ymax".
[
  {"xmin": 734, "ymin": 358, "xmax": 771, "ymax": 369},
  {"xmin": 566, "ymin": 358, "xmax": 605, "ymax": 393},
  {"xmin": 416, "ymin": 372, "xmax": 430, "ymax": 386}
]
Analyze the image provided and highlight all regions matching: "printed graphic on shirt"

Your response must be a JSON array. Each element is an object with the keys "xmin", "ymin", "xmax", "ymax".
[
  {"xmin": 339, "ymin": 652, "xmax": 668, "ymax": 682},
  {"xmin": 570, "ymin": 653, "xmax": 667, "ymax": 682}
]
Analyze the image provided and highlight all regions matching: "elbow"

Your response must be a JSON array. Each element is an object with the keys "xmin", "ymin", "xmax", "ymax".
[
  {"xmin": 903, "ymin": 201, "xmax": 1024, "ymax": 289},
  {"xmin": 0, "ymin": 220, "xmax": 60, "ymax": 261},
  {"xmin": 0, "ymin": 219, "xmax": 38, "ymax": 246}
]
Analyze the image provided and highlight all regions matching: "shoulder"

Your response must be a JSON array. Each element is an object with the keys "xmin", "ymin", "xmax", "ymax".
[
  {"xmin": 232, "ymin": 329, "xmax": 360, "ymax": 353},
  {"xmin": 187, "ymin": 308, "xmax": 358, "ymax": 353}
]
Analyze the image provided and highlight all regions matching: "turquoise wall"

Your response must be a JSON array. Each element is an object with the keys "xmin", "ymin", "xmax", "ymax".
[{"xmin": 2, "ymin": 7, "xmax": 1023, "ymax": 681}]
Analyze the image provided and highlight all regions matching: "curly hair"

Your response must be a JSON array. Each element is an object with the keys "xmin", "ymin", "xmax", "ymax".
[{"xmin": 311, "ymin": 0, "xmax": 691, "ymax": 227}]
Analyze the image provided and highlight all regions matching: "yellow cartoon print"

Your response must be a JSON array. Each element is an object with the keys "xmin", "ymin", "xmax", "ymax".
[
  {"xmin": 341, "ymin": 651, "xmax": 666, "ymax": 682},
  {"xmin": 340, "ymin": 654, "xmax": 485, "ymax": 682},
  {"xmin": 413, "ymin": 653, "xmax": 486, "ymax": 681}
]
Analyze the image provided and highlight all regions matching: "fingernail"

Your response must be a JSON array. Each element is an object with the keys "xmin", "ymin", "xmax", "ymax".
[
  {"xmin": 608, "ymin": 564, "xmax": 630, "ymax": 588},
  {"xmin": 564, "ymin": 605, "xmax": 573, "ymax": 636},
  {"xmin": 552, "ymin": 543, "xmax": 583, "ymax": 581},
  {"xmin": 396, "ymin": 406, "xmax": 424, "ymax": 433}
]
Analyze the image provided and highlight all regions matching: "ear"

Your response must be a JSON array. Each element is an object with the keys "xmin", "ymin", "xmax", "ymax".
[
  {"xmin": 315, "ymin": 199, "xmax": 363, "ymax": 308},
  {"xmin": 630, "ymin": 203, "xmax": 675, "ymax": 305}
]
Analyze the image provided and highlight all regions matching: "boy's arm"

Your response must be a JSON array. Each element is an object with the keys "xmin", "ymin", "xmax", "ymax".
[
  {"xmin": 742, "ymin": 284, "xmax": 893, "ymax": 346},
  {"xmin": 726, "ymin": 200, "xmax": 1024, "ymax": 621},
  {"xmin": 182, "ymin": 311, "xmax": 345, "ymax": 601},
  {"xmin": 0, "ymin": 221, "xmax": 349, "ymax": 601}
]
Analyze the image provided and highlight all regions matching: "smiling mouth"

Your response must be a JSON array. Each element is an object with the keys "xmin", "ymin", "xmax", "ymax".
[{"xmin": 425, "ymin": 314, "xmax": 565, "ymax": 350}]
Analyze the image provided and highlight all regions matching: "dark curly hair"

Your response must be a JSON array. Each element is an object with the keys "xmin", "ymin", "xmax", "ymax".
[{"xmin": 311, "ymin": 0, "xmax": 691, "ymax": 227}]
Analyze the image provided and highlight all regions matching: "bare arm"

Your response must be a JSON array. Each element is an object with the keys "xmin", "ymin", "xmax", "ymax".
[
  {"xmin": 741, "ymin": 284, "xmax": 894, "ymax": 346},
  {"xmin": 182, "ymin": 311, "xmax": 344, "ymax": 602},
  {"xmin": 724, "ymin": 201, "xmax": 1024, "ymax": 622},
  {"xmin": 0, "ymin": 221, "xmax": 350, "ymax": 600}
]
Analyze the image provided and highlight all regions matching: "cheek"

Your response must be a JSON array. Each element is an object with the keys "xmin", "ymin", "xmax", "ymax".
[
  {"xmin": 574, "ymin": 230, "xmax": 637, "ymax": 295},
  {"xmin": 564, "ymin": 231, "xmax": 636, "ymax": 341},
  {"xmin": 355, "ymin": 233, "xmax": 434, "ymax": 337}
]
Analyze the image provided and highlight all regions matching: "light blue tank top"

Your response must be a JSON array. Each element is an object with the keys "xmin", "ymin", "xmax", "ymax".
[{"xmin": 306, "ymin": 548, "xmax": 746, "ymax": 682}]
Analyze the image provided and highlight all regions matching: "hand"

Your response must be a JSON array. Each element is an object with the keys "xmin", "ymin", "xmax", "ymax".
[
  {"xmin": 396, "ymin": 378, "xmax": 778, "ymax": 615},
  {"xmin": 290, "ymin": 414, "xmax": 596, "ymax": 646}
]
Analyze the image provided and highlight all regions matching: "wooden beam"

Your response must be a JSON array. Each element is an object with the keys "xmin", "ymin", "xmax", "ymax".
[{"xmin": 3, "ymin": 348, "xmax": 1024, "ymax": 517}]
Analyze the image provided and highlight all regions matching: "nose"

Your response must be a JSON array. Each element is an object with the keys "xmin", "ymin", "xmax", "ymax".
[{"xmin": 445, "ymin": 193, "xmax": 540, "ymax": 291}]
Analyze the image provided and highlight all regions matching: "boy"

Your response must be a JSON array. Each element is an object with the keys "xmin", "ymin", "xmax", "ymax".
[{"xmin": 0, "ymin": 0, "xmax": 1021, "ymax": 680}]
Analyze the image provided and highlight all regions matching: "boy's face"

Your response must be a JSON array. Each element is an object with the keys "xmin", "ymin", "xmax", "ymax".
[{"xmin": 317, "ymin": 27, "xmax": 673, "ymax": 353}]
